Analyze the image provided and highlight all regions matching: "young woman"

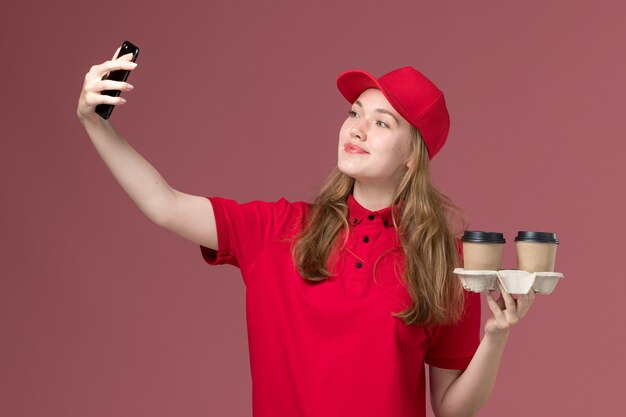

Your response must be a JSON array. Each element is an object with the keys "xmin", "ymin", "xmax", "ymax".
[{"xmin": 77, "ymin": 49, "xmax": 535, "ymax": 417}]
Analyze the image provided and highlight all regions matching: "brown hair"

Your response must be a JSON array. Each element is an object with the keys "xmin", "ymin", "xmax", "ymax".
[{"xmin": 291, "ymin": 126, "xmax": 468, "ymax": 326}]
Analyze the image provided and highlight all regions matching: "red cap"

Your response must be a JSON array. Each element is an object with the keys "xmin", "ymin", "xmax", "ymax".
[{"xmin": 336, "ymin": 66, "xmax": 450, "ymax": 160}]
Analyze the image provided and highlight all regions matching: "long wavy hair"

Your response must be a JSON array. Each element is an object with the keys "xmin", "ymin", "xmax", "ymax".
[{"xmin": 291, "ymin": 126, "xmax": 468, "ymax": 326}]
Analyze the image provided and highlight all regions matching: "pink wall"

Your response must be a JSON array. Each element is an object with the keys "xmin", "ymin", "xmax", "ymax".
[{"xmin": 1, "ymin": 0, "xmax": 624, "ymax": 415}]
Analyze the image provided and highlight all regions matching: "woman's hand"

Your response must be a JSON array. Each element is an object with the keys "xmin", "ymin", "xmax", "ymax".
[
  {"xmin": 484, "ymin": 281, "xmax": 535, "ymax": 338},
  {"xmin": 77, "ymin": 46, "xmax": 137, "ymax": 123},
  {"xmin": 433, "ymin": 284, "xmax": 535, "ymax": 416}
]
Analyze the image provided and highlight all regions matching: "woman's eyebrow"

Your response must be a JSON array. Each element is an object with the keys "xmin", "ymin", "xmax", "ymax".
[{"xmin": 354, "ymin": 100, "xmax": 400, "ymax": 126}]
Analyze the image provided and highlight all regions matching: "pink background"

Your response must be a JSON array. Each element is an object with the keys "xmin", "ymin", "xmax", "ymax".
[{"xmin": 1, "ymin": 0, "xmax": 624, "ymax": 415}]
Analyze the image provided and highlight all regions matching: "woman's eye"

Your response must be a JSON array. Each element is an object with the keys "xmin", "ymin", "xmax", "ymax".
[
  {"xmin": 348, "ymin": 110, "xmax": 358, "ymax": 117},
  {"xmin": 376, "ymin": 121, "xmax": 389, "ymax": 128}
]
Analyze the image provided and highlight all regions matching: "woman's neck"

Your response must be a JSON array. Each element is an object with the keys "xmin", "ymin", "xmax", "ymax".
[{"xmin": 352, "ymin": 181, "xmax": 396, "ymax": 211}]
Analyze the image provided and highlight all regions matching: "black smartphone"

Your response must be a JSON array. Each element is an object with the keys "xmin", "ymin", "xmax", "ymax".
[{"xmin": 95, "ymin": 40, "xmax": 140, "ymax": 120}]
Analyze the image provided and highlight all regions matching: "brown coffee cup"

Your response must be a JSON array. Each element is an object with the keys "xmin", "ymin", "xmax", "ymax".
[
  {"xmin": 461, "ymin": 231, "xmax": 506, "ymax": 270},
  {"xmin": 515, "ymin": 231, "xmax": 559, "ymax": 273}
]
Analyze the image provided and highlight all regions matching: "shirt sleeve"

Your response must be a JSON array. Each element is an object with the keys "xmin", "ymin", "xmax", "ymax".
[
  {"xmin": 424, "ymin": 237, "xmax": 481, "ymax": 370},
  {"xmin": 424, "ymin": 290, "xmax": 481, "ymax": 370},
  {"xmin": 199, "ymin": 196, "xmax": 293, "ymax": 275}
]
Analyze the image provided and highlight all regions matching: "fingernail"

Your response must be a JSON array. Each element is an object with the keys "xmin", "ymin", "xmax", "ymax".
[
  {"xmin": 120, "ymin": 98, "xmax": 126, "ymax": 103},
  {"xmin": 128, "ymin": 84, "xmax": 134, "ymax": 89}
]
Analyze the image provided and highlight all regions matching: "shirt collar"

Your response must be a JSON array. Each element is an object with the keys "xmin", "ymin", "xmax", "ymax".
[{"xmin": 347, "ymin": 193, "xmax": 397, "ymax": 228}]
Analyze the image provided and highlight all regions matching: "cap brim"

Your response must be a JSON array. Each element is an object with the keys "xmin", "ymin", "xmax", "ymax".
[
  {"xmin": 336, "ymin": 70, "xmax": 405, "ymax": 126},
  {"xmin": 336, "ymin": 70, "xmax": 383, "ymax": 103}
]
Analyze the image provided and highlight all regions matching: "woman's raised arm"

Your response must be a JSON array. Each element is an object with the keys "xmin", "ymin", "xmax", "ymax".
[{"xmin": 77, "ymin": 48, "xmax": 217, "ymax": 251}]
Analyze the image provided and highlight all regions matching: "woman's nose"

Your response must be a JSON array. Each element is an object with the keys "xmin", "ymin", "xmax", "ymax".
[{"xmin": 350, "ymin": 122, "xmax": 366, "ymax": 141}]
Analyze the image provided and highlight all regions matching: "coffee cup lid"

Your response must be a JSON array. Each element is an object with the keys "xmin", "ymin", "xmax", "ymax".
[
  {"xmin": 461, "ymin": 231, "xmax": 506, "ymax": 244},
  {"xmin": 515, "ymin": 231, "xmax": 559, "ymax": 244}
]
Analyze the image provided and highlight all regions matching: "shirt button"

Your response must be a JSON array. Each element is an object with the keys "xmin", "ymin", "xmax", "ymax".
[
  {"xmin": 368, "ymin": 215, "xmax": 375, "ymax": 221},
  {"xmin": 362, "ymin": 236, "xmax": 369, "ymax": 243},
  {"xmin": 356, "ymin": 262, "xmax": 363, "ymax": 268},
  {"xmin": 353, "ymin": 218, "xmax": 358, "ymax": 224},
  {"xmin": 383, "ymin": 220, "xmax": 389, "ymax": 227}
]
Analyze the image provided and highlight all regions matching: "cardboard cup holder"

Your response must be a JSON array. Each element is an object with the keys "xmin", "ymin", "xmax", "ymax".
[{"xmin": 453, "ymin": 268, "xmax": 564, "ymax": 295}]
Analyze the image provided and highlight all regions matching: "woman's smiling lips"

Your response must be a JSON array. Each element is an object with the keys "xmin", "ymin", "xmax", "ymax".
[{"xmin": 344, "ymin": 143, "xmax": 369, "ymax": 154}]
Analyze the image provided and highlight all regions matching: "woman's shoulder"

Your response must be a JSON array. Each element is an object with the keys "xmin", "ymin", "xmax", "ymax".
[
  {"xmin": 211, "ymin": 195, "xmax": 310, "ymax": 208},
  {"xmin": 210, "ymin": 197, "xmax": 311, "ymax": 219},
  {"xmin": 246, "ymin": 196, "xmax": 311, "ymax": 210}
]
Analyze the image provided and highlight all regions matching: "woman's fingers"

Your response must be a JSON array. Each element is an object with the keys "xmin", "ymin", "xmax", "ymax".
[
  {"xmin": 484, "ymin": 285, "xmax": 536, "ymax": 336},
  {"xmin": 496, "ymin": 294, "xmax": 505, "ymax": 310},
  {"xmin": 84, "ymin": 58, "xmax": 136, "ymax": 101},
  {"xmin": 83, "ymin": 90, "xmax": 127, "ymax": 107},
  {"xmin": 96, "ymin": 79, "xmax": 134, "ymax": 92},
  {"xmin": 517, "ymin": 293, "xmax": 529, "ymax": 317},
  {"xmin": 497, "ymin": 281, "xmax": 517, "ymax": 314},
  {"xmin": 485, "ymin": 291, "xmax": 505, "ymax": 319},
  {"xmin": 111, "ymin": 46, "xmax": 121, "ymax": 61},
  {"xmin": 103, "ymin": 49, "xmax": 134, "ymax": 79},
  {"xmin": 516, "ymin": 290, "xmax": 536, "ymax": 319},
  {"xmin": 83, "ymin": 70, "xmax": 135, "ymax": 103},
  {"xmin": 98, "ymin": 95, "xmax": 127, "ymax": 105},
  {"xmin": 94, "ymin": 57, "xmax": 137, "ymax": 80},
  {"xmin": 77, "ymin": 52, "xmax": 137, "ymax": 120}
]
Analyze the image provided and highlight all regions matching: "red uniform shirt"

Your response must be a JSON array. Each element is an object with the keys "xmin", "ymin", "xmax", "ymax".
[{"xmin": 200, "ymin": 193, "xmax": 480, "ymax": 417}]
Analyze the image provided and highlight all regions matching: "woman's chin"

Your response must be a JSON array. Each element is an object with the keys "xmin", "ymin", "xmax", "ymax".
[
  {"xmin": 338, "ymin": 167, "xmax": 368, "ymax": 184},
  {"xmin": 337, "ymin": 163, "xmax": 360, "ymax": 179}
]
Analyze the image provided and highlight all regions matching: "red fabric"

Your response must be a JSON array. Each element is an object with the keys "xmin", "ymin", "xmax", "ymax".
[{"xmin": 200, "ymin": 194, "xmax": 480, "ymax": 417}]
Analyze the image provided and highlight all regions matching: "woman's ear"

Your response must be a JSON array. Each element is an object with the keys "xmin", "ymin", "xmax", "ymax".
[
  {"xmin": 406, "ymin": 152, "xmax": 415, "ymax": 170},
  {"xmin": 406, "ymin": 128, "xmax": 419, "ymax": 171}
]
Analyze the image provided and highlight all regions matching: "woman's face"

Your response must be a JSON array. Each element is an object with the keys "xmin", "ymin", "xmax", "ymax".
[{"xmin": 337, "ymin": 88, "xmax": 414, "ymax": 189}]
